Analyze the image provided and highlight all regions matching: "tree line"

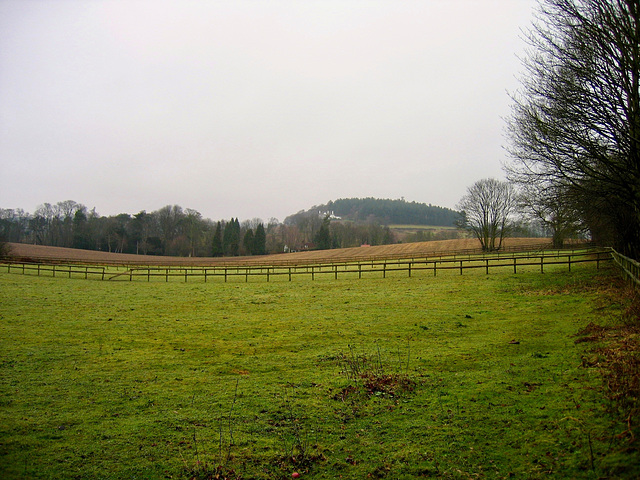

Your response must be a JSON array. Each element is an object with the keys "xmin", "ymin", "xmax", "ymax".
[
  {"xmin": 0, "ymin": 201, "xmax": 272, "ymax": 257},
  {"xmin": 504, "ymin": 0, "xmax": 640, "ymax": 258},
  {"xmin": 1, "ymin": 192, "xmax": 560, "ymax": 258},
  {"xmin": 0, "ymin": 200, "xmax": 444, "ymax": 257},
  {"xmin": 455, "ymin": 0, "xmax": 640, "ymax": 260}
]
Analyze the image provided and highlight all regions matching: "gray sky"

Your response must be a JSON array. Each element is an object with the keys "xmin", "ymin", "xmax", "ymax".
[{"xmin": 0, "ymin": 0, "xmax": 537, "ymax": 222}]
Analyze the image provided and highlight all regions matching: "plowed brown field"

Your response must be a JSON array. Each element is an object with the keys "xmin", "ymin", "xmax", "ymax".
[{"xmin": 6, "ymin": 238, "xmax": 555, "ymax": 266}]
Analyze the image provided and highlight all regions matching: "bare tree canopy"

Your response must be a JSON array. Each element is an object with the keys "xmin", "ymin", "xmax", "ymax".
[
  {"xmin": 456, "ymin": 178, "xmax": 517, "ymax": 252},
  {"xmin": 517, "ymin": 182, "xmax": 583, "ymax": 248},
  {"xmin": 505, "ymin": 0, "xmax": 640, "ymax": 258}
]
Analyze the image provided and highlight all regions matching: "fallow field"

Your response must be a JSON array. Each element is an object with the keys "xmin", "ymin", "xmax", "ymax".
[
  {"xmin": 6, "ymin": 237, "xmax": 553, "ymax": 266},
  {"xmin": 1, "ymin": 241, "xmax": 638, "ymax": 479}
]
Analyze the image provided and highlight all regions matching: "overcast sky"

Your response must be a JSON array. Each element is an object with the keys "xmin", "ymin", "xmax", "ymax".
[{"xmin": 1, "ymin": 0, "xmax": 538, "ymax": 222}]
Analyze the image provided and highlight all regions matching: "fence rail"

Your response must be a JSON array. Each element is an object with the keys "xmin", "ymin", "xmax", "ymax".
[
  {"xmin": 1, "ymin": 248, "xmax": 612, "ymax": 283},
  {"xmin": 609, "ymin": 248, "xmax": 640, "ymax": 288}
]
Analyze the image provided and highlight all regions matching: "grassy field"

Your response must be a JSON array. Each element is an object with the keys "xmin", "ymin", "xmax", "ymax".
[
  {"xmin": 0, "ymin": 261, "xmax": 638, "ymax": 479},
  {"xmin": 387, "ymin": 225, "xmax": 459, "ymax": 242}
]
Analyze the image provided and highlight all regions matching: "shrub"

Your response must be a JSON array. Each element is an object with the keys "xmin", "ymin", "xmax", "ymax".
[{"xmin": 0, "ymin": 241, "xmax": 11, "ymax": 259}]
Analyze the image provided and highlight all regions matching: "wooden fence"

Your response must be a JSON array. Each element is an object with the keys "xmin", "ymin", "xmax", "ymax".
[
  {"xmin": 1, "ymin": 248, "xmax": 611, "ymax": 283},
  {"xmin": 610, "ymin": 248, "xmax": 640, "ymax": 288}
]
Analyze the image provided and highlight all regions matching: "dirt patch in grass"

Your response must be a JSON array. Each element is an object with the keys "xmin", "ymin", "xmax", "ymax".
[
  {"xmin": 334, "ymin": 347, "xmax": 417, "ymax": 401},
  {"xmin": 575, "ymin": 322, "xmax": 611, "ymax": 344},
  {"xmin": 333, "ymin": 373, "xmax": 416, "ymax": 402}
]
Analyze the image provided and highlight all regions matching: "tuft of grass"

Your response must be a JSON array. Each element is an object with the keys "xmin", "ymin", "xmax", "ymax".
[{"xmin": 0, "ymin": 262, "xmax": 639, "ymax": 478}]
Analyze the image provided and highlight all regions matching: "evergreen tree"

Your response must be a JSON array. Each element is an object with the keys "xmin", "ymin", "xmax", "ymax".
[
  {"xmin": 253, "ymin": 223, "xmax": 267, "ymax": 255},
  {"xmin": 212, "ymin": 221, "xmax": 223, "ymax": 257},
  {"xmin": 72, "ymin": 208, "xmax": 92, "ymax": 250},
  {"xmin": 314, "ymin": 216, "xmax": 331, "ymax": 250},
  {"xmin": 243, "ymin": 228, "xmax": 254, "ymax": 255},
  {"xmin": 222, "ymin": 219, "xmax": 233, "ymax": 256},
  {"xmin": 224, "ymin": 218, "xmax": 240, "ymax": 256}
]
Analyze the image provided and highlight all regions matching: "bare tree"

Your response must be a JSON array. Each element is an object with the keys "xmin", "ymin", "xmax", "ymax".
[
  {"xmin": 183, "ymin": 209, "xmax": 204, "ymax": 257},
  {"xmin": 57, "ymin": 200, "xmax": 83, "ymax": 247},
  {"xmin": 155, "ymin": 205, "xmax": 184, "ymax": 255},
  {"xmin": 517, "ymin": 182, "xmax": 583, "ymax": 248},
  {"xmin": 505, "ymin": 0, "xmax": 640, "ymax": 257},
  {"xmin": 0, "ymin": 208, "xmax": 29, "ymax": 244},
  {"xmin": 456, "ymin": 178, "xmax": 518, "ymax": 252},
  {"xmin": 131, "ymin": 211, "xmax": 152, "ymax": 255}
]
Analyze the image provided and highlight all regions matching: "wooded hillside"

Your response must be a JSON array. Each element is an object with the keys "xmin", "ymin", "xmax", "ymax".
[{"xmin": 285, "ymin": 198, "xmax": 458, "ymax": 226}]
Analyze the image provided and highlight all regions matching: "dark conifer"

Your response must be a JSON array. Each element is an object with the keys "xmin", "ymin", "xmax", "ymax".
[
  {"xmin": 212, "ymin": 221, "xmax": 223, "ymax": 257},
  {"xmin": 243, "ymin": 228, "xmax": 254, "ymax": 255},
  {"xmin": 253, "ymin": 223, "xmax": 267, "ymax": 255}
]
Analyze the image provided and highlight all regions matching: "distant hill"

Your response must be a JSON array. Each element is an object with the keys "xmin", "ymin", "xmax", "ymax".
[{"xmin": 285, "ymin": 198, "xmax": 458, "ymax": 226}]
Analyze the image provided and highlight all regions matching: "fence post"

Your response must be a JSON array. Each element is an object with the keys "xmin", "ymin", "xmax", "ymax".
[
  {"xmin": 166, "ymin": 268, "xmax": 169, "ymax": 282},
  {"xmin": 311, "ymin": 266, "xmax": 315, "ymax": 281},
  {"xmin": 225, "ymin": 267, "xmax": 228, "ymax": 283},
  {"xmin": 148, "ymin": 268, "xmax": 151, "ymax": 282},
  {"xmin": 358, "ymin": 263, "xmax": 362, "ymax": 279},
  {"xmin": 102, "ymin": 267, "xmax": 105, "ymax": 281},
  {"xmin": 459, "ymin": 260, "xmax": 463, "ymax": 275},
  {"xmin": 383, "ymin": 262, "xmax": 386, "ymax": 279},
  {"xmin": 53, "ymin": 265, "xmax": 56, "ymax": 277},
  {"xmin": 541, "ymin": 256, "xmax": 544, "ymax": 274},
  {"xmin": 485, "ymin": 259, "xmax": 489, "ymax": 275},
  {"xmin": 184, "ymin": 269, "xmax": 188, "ymax": 282},
  {"xmin": 568, "ymin": 255, "xmax": 571, "ymax": 272},
  {"xmin": 289, "ymin": 267, "xmax": 292, "ymax": 282},
  {"xmin": 334, "ymin": 264, "xmax": 338, "ymax": 280},
  {"xmin": 408, "ymin": 262, "xmax": 412, "ymax": 278},
  {"xmin": 433, "ymin": 261, "xmax": 437, "ymax": 277},
  {"xmin": 513, "ymin": 257, "xmax": 517, "ymax": 274}
]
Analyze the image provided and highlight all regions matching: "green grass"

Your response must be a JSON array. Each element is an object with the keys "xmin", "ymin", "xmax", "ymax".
[{"xmin": 0, "ymin": 262, "xmax": 637, "ymax": 479}]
